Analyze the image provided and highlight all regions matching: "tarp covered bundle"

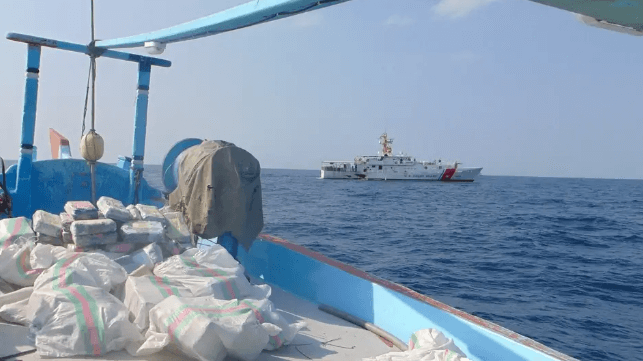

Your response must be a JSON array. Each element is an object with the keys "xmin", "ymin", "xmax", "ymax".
[{"xmin": 168, "ymin": 140, "xmax": 263, "ymax": 251}]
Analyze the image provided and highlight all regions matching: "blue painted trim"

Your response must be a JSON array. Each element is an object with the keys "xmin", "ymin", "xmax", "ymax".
[
  {"xmin": 5, "ymin": 33, "xmax": 172, "ymax": 67},
  {"xmin": 161, "ymin": 138, "xmax": 202, "ymax": 192},
  {"xmin": 129, "ymin": 62, "xmax": 152, "ymax": 204},
  {"xmin": 94, "ymin": 0, "xmax": 351, "ymax": 49}
]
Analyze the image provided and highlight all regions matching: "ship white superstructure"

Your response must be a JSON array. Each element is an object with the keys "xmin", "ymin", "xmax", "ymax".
[{"xmin": 321, "ymin": 133, "xmax": 482, "ymax": 181}]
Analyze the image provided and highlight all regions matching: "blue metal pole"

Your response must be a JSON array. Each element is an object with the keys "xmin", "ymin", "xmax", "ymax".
[
  {"xmin": 129, "ymin": 61, "xmax": 151, "ymax": 204},
  {"xmin": 14, "ymin": 44, "xmax": 41, "ymax": 216}
]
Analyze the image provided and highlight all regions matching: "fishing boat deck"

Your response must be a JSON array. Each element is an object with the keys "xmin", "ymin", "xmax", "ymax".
[{"xmin": 0, "ymin": 284, "xmax": 395, "ymax": 361}]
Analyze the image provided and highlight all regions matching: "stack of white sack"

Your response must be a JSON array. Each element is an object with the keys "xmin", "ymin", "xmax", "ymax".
[
  {"xmin": 96, "ymin": 196, "xmax": 133, "ymax": 223},
  {"xmin": 70, "ymin": 218, "xmax": 118, "ymax": 247},
  {"xmin": 32, "ymin": 210, "xmax": 63, "ymax": 246},
  {"xmin": 132, "ymin": 296, "xmax": 281, "ymax": 361},
  {"xmin": 363, "ymin": 329, "xmax": 471, "ymax": 361},
  {"xmin": 24, "ymin": 246, "xmax": 142, "ymax": 357},
  {"xmin": 153, "ymin": 247, "xmax": 270, "ymax": 300}
]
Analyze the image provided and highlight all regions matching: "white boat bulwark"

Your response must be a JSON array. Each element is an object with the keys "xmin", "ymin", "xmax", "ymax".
[{"xmin": 321, "ymin": 133, "xmax": 482, "ymax": 182}]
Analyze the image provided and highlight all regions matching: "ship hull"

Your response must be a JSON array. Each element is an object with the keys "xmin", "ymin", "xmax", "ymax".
[{"xmin": 320, "ymin": 167, "xmax": 482, "ymax": 181}]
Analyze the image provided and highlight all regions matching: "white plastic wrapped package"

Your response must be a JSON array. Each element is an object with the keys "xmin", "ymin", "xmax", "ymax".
[
  {"xmin": 124, "ymin": 275, "xmax": 193, "ymax": 332},
  {"xmin": 119, "ymin": 221, "xmax": 165, "ymax": 244},
  {"xmin": 97, "ymin": 196, "xmax": 132, "ymax": 223},
  {"xmin": 127, "ymin": 204, "xmax": 142, "ymax": 220},
  {"xmin": 114, "ymin": 243, "xmax": 164, "ymax": 274},
  {"xmin": 60, "ymin": 212, "xmax": 73, "ymax": 232},
  {"xmin": 135, "ymin": 204, "xmax": 166, "ymax": 224},
  {"xmin": 37, "ymin": 233, "xmax": 63, "ymax": 246},
  {"xmin": 363, "ymin": 329, "xmax": 470, "ymax": 361},
  {"xmin": 0, "ymin": 277, "xmax": 16, "ymax": 295},
  {"xmin": 160, "ymin": 296, "xmax": 279, "ymax": 361},
  {"xmin": 0, "ymin": 216, "xmax": 34, "ymax": 249},
  {"xmin": 103, "ymin": 242, "xmax": 144, "ymax": 254},
  {"xmin": 32, "ymin": 210, "xmax": 63, "ymax": 238},
  {"xmin": 27, "ymin": 285, "xmax": 143, "ymax": 357},
  {"xmin": 71, "ymin": 219, "xmax": 117, "ymax": 236},
  {"xmin": 33, "ymin": 252, "xmax": 128, "ymax": 292},
  {"xmin": 29, "ymin": 244, "xmax": 74, "ymax": 270},
  {"xmin": 73, "ymin": 232, "xmax": 118, "ymax": 247},
  {"xmin": 154, "ymin": 254, "xmax": 269, "ymax": 300},
  {"xmin": 62, "ymin": 230, "xmax": 73, "ymax": 244},
  {"xmin": 0, "ymin": 240, "xmax": 44, "ymax": 287},
  {"xmin": 0, "ymin": 298, "xmax": 29, "ymax": 325},
  {"xmin": 184, "ymin": 245, "xmax": 242, "ymax": 270},
  {"xmin": 186, "ymin": 296, "xmax": 303, "ymax": 352},
  {"xmin": 164, "ymin": 212, "xmax": 192, "ymax": 244},
  {"xmin": 133, "ymin": 295, "xmax": 226, "ymax": 361},
  {"xmin": 64, "ymin": 201, "xmax": 99, "ymax": 220}
]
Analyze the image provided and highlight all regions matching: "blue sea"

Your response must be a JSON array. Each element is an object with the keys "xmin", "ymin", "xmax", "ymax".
[{"xmin": 142, "ymin": 167, "xmax": 643, "ymax": 361}]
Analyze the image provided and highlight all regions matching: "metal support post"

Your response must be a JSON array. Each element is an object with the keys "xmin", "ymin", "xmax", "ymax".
[{"xmin": 129, "ymin": 61, "xmax": 151, "ymax": 204}]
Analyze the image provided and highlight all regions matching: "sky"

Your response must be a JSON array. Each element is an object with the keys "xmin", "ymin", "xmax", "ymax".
[{"xmin": 0, "ymin": 0, "xmax": 642, "ymax": 179}]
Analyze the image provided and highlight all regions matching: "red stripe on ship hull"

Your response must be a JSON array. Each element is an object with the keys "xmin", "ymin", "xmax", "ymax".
[{"xmin": 441, "ymin": 168, "xmax": 456, "ymax": 181}]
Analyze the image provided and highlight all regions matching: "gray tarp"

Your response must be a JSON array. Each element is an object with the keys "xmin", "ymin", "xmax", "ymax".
[{"xmin": 168, "ymin": 140, "xmax": 263, "ymax": 250}]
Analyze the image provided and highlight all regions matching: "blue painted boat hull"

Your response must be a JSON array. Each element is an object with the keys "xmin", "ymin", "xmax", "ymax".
[{"xmin": 238, "ymin": 234, "xmax": 577, "ymax": 361}]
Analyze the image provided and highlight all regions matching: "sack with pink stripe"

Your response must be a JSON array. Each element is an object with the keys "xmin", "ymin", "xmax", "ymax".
[
  {"xmin": 0, "ymin": 216, "xmax": 35, "ymax": 249},
  {"xmin": 0, "ymin": 239, "xmax": 44, "ymax": 287},
  {"xmin": 153, "ymin": 254, "xmax": 270, "ymax": 300},
  {"xmin": 33, "ymin": 252, "xmax": 128, "ymax": 292},
  {"xmin": 138, "ymin": 295, "xmax": 281, "ymax": 361},
  {"xmin": 124, "ymin": 275, "xmax": 193, "ymax": 332},
  {"xmin": 131, "ymin": 295, "xmax": 227, "ymax": 361},
  {"xmin": 27, "ymin": 285, "xmax": 143, "ymax": 357}
]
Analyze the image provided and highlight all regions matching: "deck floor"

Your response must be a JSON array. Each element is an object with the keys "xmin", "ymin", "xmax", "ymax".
[{"xmin": 1, "ymin": 285, "xmax": 395, "ymax": 361}]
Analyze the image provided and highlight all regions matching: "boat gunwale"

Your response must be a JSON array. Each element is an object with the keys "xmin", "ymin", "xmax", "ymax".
[{"xmin": 256, "ymin": 233, "xmax": 579, "ymax": 361}]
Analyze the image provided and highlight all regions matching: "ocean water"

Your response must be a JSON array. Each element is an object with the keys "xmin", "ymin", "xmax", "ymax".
[{"xmin": 142, "ymin": 166, "xmax": 643, "ymax": 361}]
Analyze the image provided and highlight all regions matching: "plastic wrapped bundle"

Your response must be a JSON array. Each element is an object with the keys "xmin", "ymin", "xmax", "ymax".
[
  {"xmin": 119, "ymin": 221, "xmax": 165, "ymax": 244},
  {"xmin": 64, "ymin": 201, "xmax": 99, "ymax": 220},
  {"xmin": 34, "ymin": 252, "xmax": 128, "ymax": 292},
  {"xmin": 59, "ymin": 212, "xmax": 73, "ymax": 232},
  {"xmin": 97, "ymin": 196, "xmax": 132, "ymax": 223},
  {"xmin": 132, "ymin": 295, "xmax": 227, "ymax": 361},
  {"xmin": 114, "ymin": 243, "xmax": 164, "ymax": 274},
  {"xmin": 164, "ymin": 212, "xmax": 192, "ymax": 245},
  {"xmin": 71, "ymin": 219, "xmax": 117, "ymax": 236},
  {"xmin": 135, "ymin": 204, "xmax": 166, "ymax": 224},
  {"xmin": 62, "ymin": 230, "xmax": 73, "ymax": 244},
  {"xmin": 37, "ymin": 233, "xmax": 63, "ymax": 246},
  {"xmin": 32, "ymin": 210, "xmax": 63, "ymax": 238},
  {"xmin": 0, "ymin": 217, "xmax": 34, "ymax": 249},
  {"xmin": 124, "ymin": 275, "xmax": 193, "ymax": 332},
  {"xmin": 104, "ymin": 242, "xmax": 146, "ymax": 254},
  {"xmin": 27, "ymin": 285, "xmax": 143, "ymax": 357},
  {"xmin": 127, "ymin": 204, "xmax": 142, "ymax": 220},
  {"xmin": 73, "ymin": 232, "xmax": 118, "ymax": 247}
]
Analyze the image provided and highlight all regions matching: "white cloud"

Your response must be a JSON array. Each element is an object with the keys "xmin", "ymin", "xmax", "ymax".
[
  {"xmin": 292, "ymin": 11, "xmax": 323, "ymax": 27},
  {"xmin": 384, "ymin": 15, "xmax": 416, "ymax": 27},
  {"xmin": 434, "ymin": 0, "xmax": 499, "ymax": 18}
]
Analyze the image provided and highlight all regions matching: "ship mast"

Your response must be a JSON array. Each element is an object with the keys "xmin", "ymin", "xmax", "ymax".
[{"xmin": 379, "ymin": 133, "xmax": 393, "ymax": 156}]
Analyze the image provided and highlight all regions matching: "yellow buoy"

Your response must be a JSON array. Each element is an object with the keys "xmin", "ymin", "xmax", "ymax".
[{"xmin": 80, "ymin": 130, "xmax": 104, "ymax": 162}]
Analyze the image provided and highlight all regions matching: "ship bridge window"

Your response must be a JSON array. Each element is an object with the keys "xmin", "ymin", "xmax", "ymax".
[{"xmin": 379, "ymin": 165, "xmax": 382, "ymax": 170}]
